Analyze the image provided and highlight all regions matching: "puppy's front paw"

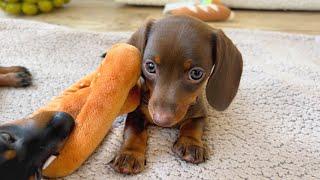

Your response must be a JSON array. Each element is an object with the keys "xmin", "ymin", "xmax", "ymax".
[
  {"xmin": 173, "ymin": 136, "xmax": 207, "ymax": 164},
  {"xmin": 14, "ymin": 72, "xmax": 32, "ymax": 87},
  {"xmin": 2, "ymin": 72, "xmax": 32, "ymax": 87},
  {"xmin": 9, "ymin": 66, "xmax": 31, "ymax": 74},
  {"xmin": 110, "ymin": 151, "xmax": 145, "ymax": 174}
]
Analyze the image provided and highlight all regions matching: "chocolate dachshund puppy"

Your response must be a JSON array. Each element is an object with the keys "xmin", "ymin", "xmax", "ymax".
[
  {"xmin": 0, "ymin": 111, "xmax": 75, "ymax": 180},
  {"xmin": 0, "ymin": 66, "xmax": 32, "ymax": 87},
  {"xmin": 110, "ymin": 15, "xmax": 243, "ymax": 174}
]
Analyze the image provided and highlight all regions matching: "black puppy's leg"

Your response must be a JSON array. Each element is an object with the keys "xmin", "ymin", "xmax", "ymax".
[
  {"xmin": 110, "ymin": 110, "xmax": 148, "ymax": 174},
  {"xmin": 173, "ymin": 117, "xmax": 207, "ymax": 164},
  {"xmin": 0, "ymin": 73, "xmax": 32, "ymax": 87},
  {"xmin": 0, "ymin": 66, "xmax": 32, "ymax": 87},
  {"xmin": 0, "ymin": 66, "xmax": 31, "ymax": 75}
]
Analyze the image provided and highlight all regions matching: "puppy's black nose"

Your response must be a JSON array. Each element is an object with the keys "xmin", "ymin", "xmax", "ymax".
[{"xmin": 50, "ymin": 112, "xmax": 75, "ymax": 138}]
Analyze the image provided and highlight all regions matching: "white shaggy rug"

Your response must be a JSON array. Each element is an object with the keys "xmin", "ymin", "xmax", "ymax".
[
  {"xmin": 0, "ymin": 19, "xmax": 320, "ymax": 179},
  {"xmin": 115, "ymin": 0, "xmax": 320, "ymax": 10}
]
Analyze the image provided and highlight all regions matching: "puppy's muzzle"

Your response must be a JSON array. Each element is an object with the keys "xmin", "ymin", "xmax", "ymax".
[{"xmin": 0, "ymin": 111, "xmax": 75, "ymax": 180}]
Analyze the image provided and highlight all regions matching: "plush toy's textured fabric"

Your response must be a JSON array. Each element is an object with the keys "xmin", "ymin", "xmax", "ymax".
[
  {"xmin": 33, "ymin": 43, "xmax": 141, "ymax": 177},
  {"xmin": 0, "ymin": 19, "xmax": 319, "ymax": 179},
  {"xmin": 115, "ymin": 0, "xmax": 221, "ymax": 6},
  {"xmin": 164, "ymin": 3, "xmax": 234, "ymax": 22}
]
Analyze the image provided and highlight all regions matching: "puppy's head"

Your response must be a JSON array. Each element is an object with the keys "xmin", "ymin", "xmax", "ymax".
[
  {"xmin": 0, "ymin": 111, "xmax": 74, "ymax": 180},
  {"xmin": 129, "ymin": 15, "xmax": 243, "ymax": 127}
]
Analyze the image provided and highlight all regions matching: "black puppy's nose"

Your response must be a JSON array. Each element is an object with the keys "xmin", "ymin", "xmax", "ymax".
[{"xmin": 50, "ymin": 112, "xmax": 75, "ymax": 138}]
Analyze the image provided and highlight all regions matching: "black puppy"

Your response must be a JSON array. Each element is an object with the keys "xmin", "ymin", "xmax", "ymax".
[{"xmin": 0, "ymin": 111, "xmax": 74, "ymax": 180}]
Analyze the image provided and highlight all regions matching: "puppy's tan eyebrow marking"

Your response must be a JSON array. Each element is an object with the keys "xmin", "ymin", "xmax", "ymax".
[
  {"xmin": 154, "ymin": 56, "xmax": 161, "ymax": 64},
  {"xmin": 3, "ymin": 150, "xmax": 16, "ymax": 160},
  {"xmin": 184, "ymin": 59, "xmax": 193, "ymax": 71}
]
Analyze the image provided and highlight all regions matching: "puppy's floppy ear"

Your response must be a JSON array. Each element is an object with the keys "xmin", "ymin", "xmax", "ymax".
[
  {"xmin": 127, "ymin": 19, "xmax": 154, "ymax": 54},
  {"xmin": 206, "ymin": 29, "xmax": 243, "ymax": 111},
  {"xmin": 101, "ymin": 19, "xmax": 153, "ymax": 59}
]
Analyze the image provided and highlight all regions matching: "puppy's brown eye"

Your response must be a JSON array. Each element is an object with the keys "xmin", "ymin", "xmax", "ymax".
[
  {"xmin": 189, "ymin": 67, "xmax": 204, "ymax": 82},
  {"xmin": 145, "ymin": 61, "xmax": 156, "ymax": 74}
]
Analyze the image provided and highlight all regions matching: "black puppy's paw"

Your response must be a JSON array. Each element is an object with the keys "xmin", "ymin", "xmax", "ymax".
[
  {"xmin": 2, "ymin": 66, "xmax": 32, "ymax": 87},
  {"xmin": 110, "ymin": 150, "xmax": 145, "ymax": 174},
  {"xmin": 13, "ymin": 71, "xmax": 32, "ymax": 87},
  {"xmin": 173, "ymin": 136, "xmax": 207, "ymax": 164},
  {"xmin": 8, "ymin": 66, "xmax": 31, "ymax": 75}
]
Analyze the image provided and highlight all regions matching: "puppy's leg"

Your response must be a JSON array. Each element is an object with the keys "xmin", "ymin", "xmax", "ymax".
[
  {"xmin": 173, "ymin": 117, "xmax": 207, "ymax": 164},
  {"xmin": 0, "ymin": 66, "xmax": 32, "ymax": 87},
  {"xmin": 110, "ymin": 110, "xmax": 148, "ymax": 174},
  {"xmin": 0, "ymin": 72, "xmax": 32, "ymax": 87},
  {"xmin": 0, "ymin": 66, "xmax": 31, "ymax": 74}
]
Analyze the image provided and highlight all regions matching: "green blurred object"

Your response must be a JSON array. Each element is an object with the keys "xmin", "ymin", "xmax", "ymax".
[
  {"xmin": 6, "ymin": 0, "xmax": 19, "ymax": 3},
  {"xmin": 38, "ymin": 0, "xmax": 53, "ymax": 12},
  {"xmin": 0, "ymin": 0, "xmax": 70, "ymax": 15},
  {"xmin": 0, "ymin": 1, "xmax": 7, "ymax": 9},
  {"xmin": 5, "ymin": 2, "xmax": 21, "ymax": 15},
  {"xmin": 24, "ymin": 0, "xmax": 39, "ymax": 3},
  {"xmin": 53, "ymin": 0, "xmax": 64, "ymax": 7},
  {"xmin": 22, "ymin": 2, "xmax": 38, "ymax": 15}
]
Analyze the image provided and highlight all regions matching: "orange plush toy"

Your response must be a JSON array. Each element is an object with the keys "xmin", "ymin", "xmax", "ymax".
[
  {"xmin": 163, "ymin": 1, "xmax": 234, "ymax": 22},
  {"xmin": 30, "ymin": 43, "xmax": 141, "ymax": 178}
]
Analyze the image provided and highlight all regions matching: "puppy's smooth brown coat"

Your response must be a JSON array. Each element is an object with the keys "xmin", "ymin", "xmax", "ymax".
[
  {"xmin": 0, "ymin": 66, "xmax": 32, "ymax": 87},
  {"xmin": 110, "ymin": 15, "xmax": 243, "ymax": 174}
]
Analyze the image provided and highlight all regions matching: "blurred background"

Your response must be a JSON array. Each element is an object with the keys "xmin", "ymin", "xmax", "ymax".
[{"xmin": 0, "ymin": 0, "xmax": 319, "ymax": 34}]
